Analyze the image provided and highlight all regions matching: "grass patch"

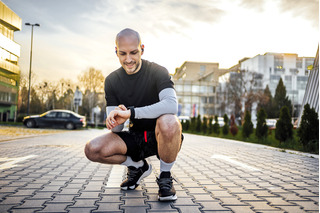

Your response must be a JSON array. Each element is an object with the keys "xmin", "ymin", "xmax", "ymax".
[{"xmin": 184, "ymin": 128, "xmax": 307, "ymax": 153}]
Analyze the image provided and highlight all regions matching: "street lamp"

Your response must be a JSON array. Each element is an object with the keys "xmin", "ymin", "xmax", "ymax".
[{"xmin": 25, "ymin": 23, "xmax": 40, "ymax": 115}]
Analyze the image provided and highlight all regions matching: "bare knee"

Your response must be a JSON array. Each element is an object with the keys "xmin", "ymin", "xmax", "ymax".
[
  {"xmin": 84, "ymin": 133, "xmax": 127, "ymax": 163},
  {"xmin": 84, "ymin": 139, "xmax": 102, "ymax": 162},
  {"xmin": 156, "ymin": 114, "xmax": 181, "ymax": 138}
]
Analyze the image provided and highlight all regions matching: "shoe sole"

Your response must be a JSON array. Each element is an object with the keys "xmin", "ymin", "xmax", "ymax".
[
  {"xmin": 121, "ymin": 164, "xmax": 153, "ymax": 190},
  {"xmin": 158, "ymin": 194, "xmax": 178, "ymax": 201}
]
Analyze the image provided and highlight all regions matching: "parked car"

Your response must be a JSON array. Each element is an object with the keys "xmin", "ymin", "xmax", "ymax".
[
  {"xmin": 266, "ymin": 119, "xmax": 277, "ymax": 129},
  {"xmin": 23, "ymin": 110, "xmax": 86, "ymax": 130},
  {"xmin": 212, "ymin": 117, "xmax": 225, "ymax": 127}
]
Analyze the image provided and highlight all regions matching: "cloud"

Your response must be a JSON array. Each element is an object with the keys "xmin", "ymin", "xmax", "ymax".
[
  {"xmin": 279, "ymin": 0, "xmax": 319, "ymax": 28},
  {"xmin": 239, "ymin": 0, "xmax": 319, "ymax": 28}
]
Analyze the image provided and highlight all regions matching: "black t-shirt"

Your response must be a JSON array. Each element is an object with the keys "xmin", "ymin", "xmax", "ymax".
[{"xmin": 105, "ymin": 59, "xmax": 174, "ymax": 131}]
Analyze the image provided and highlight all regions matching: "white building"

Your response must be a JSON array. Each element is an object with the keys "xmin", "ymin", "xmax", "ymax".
[{"xmin": 240, "ymin": 53, "xmax": 314, "ymax": 107}]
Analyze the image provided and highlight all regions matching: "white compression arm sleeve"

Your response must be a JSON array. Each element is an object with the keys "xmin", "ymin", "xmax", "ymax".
[{"xmin": 134, "ymin": 88, "xmax": 178, "ymax": 119}]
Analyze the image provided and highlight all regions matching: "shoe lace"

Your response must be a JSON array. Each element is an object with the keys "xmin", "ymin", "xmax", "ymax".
[
  {"xmin": 126, "ymin": 167, "xmax": 140, "ymax": 181},
  {"xmin": 157, "ymin": 177, "xmax": 174, "ymax": 190}
]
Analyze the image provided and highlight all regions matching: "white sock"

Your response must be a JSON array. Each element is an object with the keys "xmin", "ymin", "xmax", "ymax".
[
  {"xmin": 121, "ymin": 156, "xmax": 144, "ymax": 168},
  {"xmin": 160, "ymin": 159, "xmax": 175, "ymax": 174}
]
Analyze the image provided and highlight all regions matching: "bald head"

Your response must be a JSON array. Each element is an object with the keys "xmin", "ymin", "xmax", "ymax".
[{"xmin": 115, "ymin": 28, "xmax": 141, "ymax": 47}]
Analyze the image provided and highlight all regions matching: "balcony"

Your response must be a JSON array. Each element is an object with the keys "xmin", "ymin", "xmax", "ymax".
[{"xmin": 0, "ymin": 59, "xmax": 19, "ymax": 75}]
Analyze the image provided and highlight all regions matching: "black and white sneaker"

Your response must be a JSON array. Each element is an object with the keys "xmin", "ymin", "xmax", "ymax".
[
  {"xmin": 157, "ymin": 171, "xmax": 177, "ymax": 201},
  {"xmin": 120, "ymin": 159, "xmax": 152, "ymax": 190}
]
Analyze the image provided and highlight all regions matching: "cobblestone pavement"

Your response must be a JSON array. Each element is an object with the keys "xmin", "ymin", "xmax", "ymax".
[{"xmin": 0, "ymin": 129, "xmax": 318, "ymax": 213}]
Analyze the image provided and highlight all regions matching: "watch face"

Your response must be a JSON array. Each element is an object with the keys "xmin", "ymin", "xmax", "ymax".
[{"xmin": 129, "ymin": 121, "xmax": 134, "ymax": 127}]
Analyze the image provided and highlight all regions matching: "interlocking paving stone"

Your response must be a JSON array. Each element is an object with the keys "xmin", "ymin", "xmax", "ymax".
[
  {"xmin": 199, "ymin": 201, "xmax": 232, "ymax": 211},
  {"xmin": 0, "ymin": 196, "xmax": 25, "ymax": 204},
  {"xmin": 292, "ymin": 201, "xmax": 319, "ymax": 211},
  {"xmin": 224, "ymin": 205, "xmax": 256, "ymax": 213},
  {"xmin": 70, "ymin": 198, "xmax": 98, "ymax": 208},
  {"xmin": 147, "ymin": 200, "xmax": 176, "ymax": 211},
  {"xmin": 47, "ymin": 195, "xmax": 75, "ymax": 203},
  {"xmin": 121, "ymin": 198, "xmax": 148, "ymax": 207},
  {"xmin": 68, "ymin": 207, "xmax": 98, "ymax": 213},
  {"xmin": 94, "ymin": 202, "xmax": 123, "ymax": 212},
  {"xmin": 11, "ymin": 199, "xmax": 47, "ymax": 209},
  {"xmin": 0, "ymin": 130, "xmax": 319, "ymax": 212},
  {"xmin": 245, "ymin": 201, "xmax": 284, "ymax": 211},
  {"xmin": 278, "ymin": 205, "xmax": 305, "ymax": 213},
  {"xmin": 173, "ymin": 205, "xmax": 202, "ymax": 213},
  {"xmin": 37, "ymin": 203, "xmax": 73, "ymax": 212}
]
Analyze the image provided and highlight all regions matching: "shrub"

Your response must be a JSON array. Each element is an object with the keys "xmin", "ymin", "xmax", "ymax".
[
  {"xmin": 242, "ymin": 111, "xmax": 253, "ymax": 138},
  {"xmin": 222, "ymin": 114, "xmax": 229, "ymax": 135},
  {"xmin": 298, "ymin": 104, "xmax": 319, "ymax": 153},
  {"xmin": 256, "ymin": 108, "xmax": 268, "ymax": 139},
  {"xmin": 230, "ymin": 114, "xmax": 238, "ymax": 136},
  {"xmin": 275, "ymin": 106, "xmax": 293, "ymax": 143},
  {"xmin": 212, "ymin": 115, "xmax": 220, "ymax": 135},
  {"xmin": 190, "ymin": 117, "xmax": 196, "ymax": 132}
]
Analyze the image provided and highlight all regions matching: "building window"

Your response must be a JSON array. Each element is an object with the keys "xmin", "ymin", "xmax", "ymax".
[
  {"xmin": 285, "ymin": 76, "xmax": 292, "ymax": 90},
  {"xmin": 297, "ymin": 76, "xmax": 308, "ymax": 90},
  {"xmin": 175, "ymin": 85, "xmax": 183, "ymax": 93},
  {"xmin": 184, "ymin": 84, "xmax": 192, "ymax": 92},
  {"xmin": 296, "ymin": 58, "xmax": 302, "ymax": 68},
  {"xmin": 192, "ymin": 85, "xmax": 200, "ymax": 93}
]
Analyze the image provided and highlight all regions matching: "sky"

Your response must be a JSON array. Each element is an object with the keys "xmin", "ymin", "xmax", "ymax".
[{"xmin": 2, "ymin": 0, "xmax": 319, "ymax": 83}]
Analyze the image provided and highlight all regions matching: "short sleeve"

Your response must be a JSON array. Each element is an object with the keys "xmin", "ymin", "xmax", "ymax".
[
  {"xmin": 104, "ymin": 76, "xmax": 119, "ymax": 106},
  {"xmin": 155, "ymin": 66, "xmax": 174, "ymax": 93}
]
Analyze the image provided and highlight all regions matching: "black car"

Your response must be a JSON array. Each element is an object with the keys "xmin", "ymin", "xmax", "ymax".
[{"xmin": 23, "ymin": 110, "xmax": 86, "ymax": 130}]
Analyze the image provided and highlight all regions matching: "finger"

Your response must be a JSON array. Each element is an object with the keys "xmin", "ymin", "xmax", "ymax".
[{"xmin": 118, "ymin": 105, "xmax": 127, "ymax": 111}]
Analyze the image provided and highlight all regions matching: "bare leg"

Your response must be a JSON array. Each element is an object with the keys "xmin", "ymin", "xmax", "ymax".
[
  {"xmin": 156, "ymin": 114, "xmax": 182, "ymax": 163},
  {"xmin": 84, "ymin": 132, "xmax": 127, "ymax": 164}
]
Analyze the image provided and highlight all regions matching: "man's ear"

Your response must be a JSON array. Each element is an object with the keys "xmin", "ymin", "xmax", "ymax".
[
  {"xmin": 115, "ymin": 47, "xmax": 118, "ymax": 54},
  {"xmin": 141, "ymin": 44, "xmax": 144, "ymax": 54}
]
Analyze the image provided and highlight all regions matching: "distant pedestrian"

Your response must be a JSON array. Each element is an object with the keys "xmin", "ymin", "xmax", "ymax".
[{"xmin": 85, "ymin": 28, "xmax": 183, "ymax": 201}]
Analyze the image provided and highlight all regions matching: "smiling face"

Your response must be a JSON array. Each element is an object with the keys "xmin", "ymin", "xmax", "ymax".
[{"xmin": 116, "ymin": 33, "xmax": 144, "ymax": 75}]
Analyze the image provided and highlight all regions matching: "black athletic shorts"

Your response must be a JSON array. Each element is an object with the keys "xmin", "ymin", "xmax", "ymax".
[{"xmin": 115, "ymin": 131, "xmax": 184, "ymax": 162}]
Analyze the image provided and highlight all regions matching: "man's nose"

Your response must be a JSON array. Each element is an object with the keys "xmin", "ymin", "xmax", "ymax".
[{"xmin": 125, "ymin": 55, "xmax": 132, "ymax": 63}]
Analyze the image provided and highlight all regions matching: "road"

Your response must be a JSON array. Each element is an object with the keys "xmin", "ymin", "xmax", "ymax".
[{"xmin": 0, "ymin": 128, "xmax": 318, "ymax": 213}]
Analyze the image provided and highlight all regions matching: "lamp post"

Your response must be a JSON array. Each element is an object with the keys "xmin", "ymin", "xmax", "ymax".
[{"xmin": 25, "ymin": 23, "xmax": 40, "ymax": 115}]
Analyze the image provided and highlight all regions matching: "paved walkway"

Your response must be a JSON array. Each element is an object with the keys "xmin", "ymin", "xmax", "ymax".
[{"xmin": 0, "ymin": 129, "xmax": 318, "ymax": 212}]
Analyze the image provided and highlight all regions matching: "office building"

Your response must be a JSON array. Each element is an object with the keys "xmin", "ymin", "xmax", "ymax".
[
  {"xmin": 173, "ymin": 61, "xmax": 228, "ymax": 117},
  {"xmin": 0, "ymin": 1, "xmax": 21, "ymax": 121}
]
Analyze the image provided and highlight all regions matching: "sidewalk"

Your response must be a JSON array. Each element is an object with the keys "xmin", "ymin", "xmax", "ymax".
[{"xmin": 0, "ymin": 129, "xmax": 318, "ymax": 212}]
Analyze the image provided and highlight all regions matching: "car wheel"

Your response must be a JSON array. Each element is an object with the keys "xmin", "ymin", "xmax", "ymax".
[
  {"xmin": 65, "ymin": 122, "xmax": 75, "ymax": 130},
  {"xmin": 26, "ymin": 120, "xmax": 35, "ymax": 128}
]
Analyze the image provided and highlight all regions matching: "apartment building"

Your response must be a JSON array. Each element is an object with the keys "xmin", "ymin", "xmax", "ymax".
[{"xmin": 0, "ymin": 1, "xmax": 21, "ymax": 121}]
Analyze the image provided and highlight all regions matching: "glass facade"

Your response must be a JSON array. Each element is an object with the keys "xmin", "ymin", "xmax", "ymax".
[{"xmin": 0, "ymin": 1, "xmax": 21, "ymax": 121}]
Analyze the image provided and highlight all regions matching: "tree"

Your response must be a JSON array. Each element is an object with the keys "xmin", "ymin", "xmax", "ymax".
[
  {"xmin": 298, "ymin": 104, "xmax": 319, "ymax": 153},
  {"xmin": 208, "ymin": 116, "xmax": 213, "ymax": 135},
  {"xmin": 78, "ymin": 68, "xmax": 105, "ymax": 121},
  {"xmin": 242, "ymin": 111, "xmax": 253, "ymax": 138},
  {"xmin": 212, "ymin": 115, "xmax": 220, "ymax": 135},
  {"xmin": 274, "ymin": 78, "xmax": 292, "ymax": 117},
  {"xmin": 202, "ymin": 117, "xmax": 208, "ymax": 134},
  {"xmin": 222, "ymin": 114, "xmax": 229, "ymax": 135},
  {"xmin": 196, "ymin": 115, "xmax": 202, "ymax": 132},
  {"xmin": 258, "ymin": 85, "xmax": 274, "ymax": 118},
  {"xmin": 230, "ymin": 114, "xmax": 238, "ymax": 136},
  {"xmin": 275, "ymin": 106, "xmax": 293, "ymax": 143},
  {"xmin": 256, "ymin": 108, "xmax": 268, "ymax": 139}
]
